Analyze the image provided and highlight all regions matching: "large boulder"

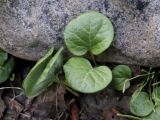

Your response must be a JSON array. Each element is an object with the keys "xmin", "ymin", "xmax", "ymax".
[{"xmin": 0, "ymin": 0, "xmax": 160, "ymax": 66}]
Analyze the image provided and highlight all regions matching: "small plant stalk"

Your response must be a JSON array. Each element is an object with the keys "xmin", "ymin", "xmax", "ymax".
[
  {"xmin": 53, "ymin": 78, "xmax": 79, "ymax": 96},
  {"xmin": 123, "ymin": 72, "xmax": 155, "ymax": 93},
  {"xmin": 152, "ymin": 81, "xmax": 160, "ymax": 86},
  {"xmin": 117, "ymin": 113, "xmax": 142, "ymax": 120},
  {"xmin": 90, "ymin": 52, "xmax": 97, "ymax": 65}
]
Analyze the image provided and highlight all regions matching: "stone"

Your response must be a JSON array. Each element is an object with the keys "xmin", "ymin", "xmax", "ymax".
[{"xmin": 0, "ymin": 0, "xmax": 160, "ymax": 66}]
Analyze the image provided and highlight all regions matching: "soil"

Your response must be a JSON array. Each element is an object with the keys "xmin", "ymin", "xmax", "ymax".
[{"xmin": 0, "ymin": 58, "xmax": 135, "ymax": 120}]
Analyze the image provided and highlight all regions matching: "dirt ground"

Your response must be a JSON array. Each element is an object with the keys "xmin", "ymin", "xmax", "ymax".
[{"xmin": 0, "ymin": 58, "xmax": 133, "ymax": 120}]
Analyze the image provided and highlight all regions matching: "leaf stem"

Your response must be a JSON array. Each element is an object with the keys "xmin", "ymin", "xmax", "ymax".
[
  {"xmin": 64, "ymin": 86, "xmax": 79, "ymax": 97},
  {"xmin": 90, "ymin": 52, "xmax": 97, "ymax": 65},
  {"xmin": 53, "ymin": 78, "xmax": 79, "ymax": 96},
  {"xmin": 122, "ymin": 72, "xmax": 154, "ymax": 93},
  {"xmin": 128, "ymin": 72, "xmax": 154, "ymax": 81},
  {"xmin": 152, "ymin": 81, "xmax": 160, "ymax": 86},
  {"xmin": 117, "ymin": 113, "xmax": 142, "ymax": 120}
]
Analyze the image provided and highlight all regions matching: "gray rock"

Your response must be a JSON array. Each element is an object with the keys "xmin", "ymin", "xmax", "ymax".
[{"xmin": 0, "ymin": 0, "xmax": 160, "ymax": 66}]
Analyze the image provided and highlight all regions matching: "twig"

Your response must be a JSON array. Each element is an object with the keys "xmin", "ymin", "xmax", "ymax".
[{"xmin": 117, "ymin": 113, "xmax": 142, "ymax": 120}]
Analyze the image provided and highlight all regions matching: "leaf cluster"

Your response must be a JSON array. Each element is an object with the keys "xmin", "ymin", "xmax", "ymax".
[
  {"xmin": 115, "ymin": 68, "xmax": 160, "ymax": 120},
  {"xmin": 22, "ymin": 11, "xmax": 114, "ymax": 97}
]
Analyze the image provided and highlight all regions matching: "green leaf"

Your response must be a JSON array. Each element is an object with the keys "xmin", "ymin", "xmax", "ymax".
[
  {"xmin": 63, "ymin": 57, "xmax": 112, "ymax": 93},
  {"xmin": 129, "ymin": 92, "xmax": 153, "ymax": 117},
  {"xmin": 0, "ymin": 56, "xmax": 15, "ymax": 84},
  {"xmin": 64, "ymin": 11, "xmax": 114, "ymax": 56},
  {"xmin": 23, "ymin": 47, "xmax": 63, "ymax": 98},
  {"xmin": 145, "ymin": 106, "xmax": 160, "ymax": 120},
  {"xmin": 112, "ymin": 65, "xmax": 131, "ymax": 91},
  {"xmin": 0, "ymin": 49, "xmax": 8, "ymax": 66},
  {"xmin": 152, "ymin": 86, "xmax": 160, "ymax": 106}
]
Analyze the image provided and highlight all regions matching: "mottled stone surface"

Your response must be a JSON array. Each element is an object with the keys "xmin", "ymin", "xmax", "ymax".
[{"xmin": 0, "ymin": 0, "xmax": 160, "ymax": 66}]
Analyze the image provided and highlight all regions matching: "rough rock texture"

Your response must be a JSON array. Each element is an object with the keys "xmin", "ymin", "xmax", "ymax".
[{"xmin": 0, "ymin": 0, "xmax": 160, "ymax": 66}]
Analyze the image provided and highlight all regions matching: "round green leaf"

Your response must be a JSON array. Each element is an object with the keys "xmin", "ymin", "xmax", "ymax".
[
  {"xmin": 63, "ymin": 57, "xmax": 112, "ymax": 93},
  {"xmin": 64, "ymin": 11, "xmax": 114, "ymax": 56},
  {"xmin": 145, "ymin": 106, "xmax": 160, "ymax": 120},
  {"xmin": 112, "ymin": 65, "xmax": 132, "ymax": 91},
  {"xmin": 130, "ymin": 92, "xmax": 153, "ymax": 117},
  {"xmin": 152, "ymin": 86, "xmax": 160, "ymax": 106},
  {"xmin": 23, "ymin": 47, "xmax": 63, "ymax": 98}
]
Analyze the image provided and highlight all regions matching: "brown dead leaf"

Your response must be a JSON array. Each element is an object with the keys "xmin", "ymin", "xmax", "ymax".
[
  {"xmin": 29, "ymin": 85, "xmax": 68, "ymax": 119},
  {"xmin": 4, "ymin": 96, "xmax": 24, "ymax": 113}
]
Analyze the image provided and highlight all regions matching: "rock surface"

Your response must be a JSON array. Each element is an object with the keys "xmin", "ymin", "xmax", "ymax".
[{"xmin": 0, "ymin": 0, "xmax": 160, "ymax": 66}]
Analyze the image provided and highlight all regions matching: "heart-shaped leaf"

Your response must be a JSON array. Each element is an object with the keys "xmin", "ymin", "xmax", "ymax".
[
  {"xmin": 129, "ymin": 92, "xmax": 153, "ymax": 117},
  {"xmin": 23, "ymin": 47, "xmax": 63, "ymax": 98},
  {"xmin": 152, "ymin": 86, "xmax": 160, "ymax": 106},
  {"xmin": 0, "ymin": 56, "xmax": 15, "ymax": 84},
  {"xmin": 64, "ymin": 11, "xmax": 114, "ymax": 56},
  {"xmin": 112, "ymin": 65, "xmax": 132, "ymax": 91},
  {"xmin": 63, "ymin": 57, "xmax": 112, "ymax": 93}
]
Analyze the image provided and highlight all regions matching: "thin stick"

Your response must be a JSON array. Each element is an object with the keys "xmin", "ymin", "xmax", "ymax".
[
  {"xmin": 0, "ymin": 87, "xmax": 23, "ymax": 91},
  {"xmin": 117, "ymin": 113, "xmax": 142, "ymax": 120}
]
